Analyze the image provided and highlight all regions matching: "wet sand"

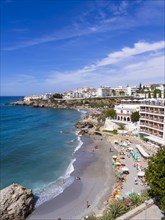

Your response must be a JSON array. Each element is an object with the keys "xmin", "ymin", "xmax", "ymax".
[{"xmin": 28, "ymin": 134, "xmax": 117, "ymax": 220}]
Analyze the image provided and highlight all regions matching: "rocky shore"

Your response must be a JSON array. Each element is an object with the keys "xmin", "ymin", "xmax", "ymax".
[
  {"xmin": 8, "ymin": 95, "xmax": 120, "ymax": 109},
  {"xmin": 0, "ymin": 184, "xmax": 34, "ymax": 220}
]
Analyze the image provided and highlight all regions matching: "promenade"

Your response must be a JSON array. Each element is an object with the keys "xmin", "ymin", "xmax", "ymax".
[{"xmin": 108, "ymin": 134, "xmax": 164, "ymax": 220}]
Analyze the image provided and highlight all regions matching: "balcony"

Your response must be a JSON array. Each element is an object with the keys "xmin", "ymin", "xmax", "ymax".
[
  {"xmin": 140, "ymin": 128, "xmax": 163, "ymax": 138},
  {"xmin": 140, "ymin": 116, "xmax": 164, "ymax": 123},
  {"xmin": 141, "ymin": 100, "xmax": 165, "ymax": 107},
  {"xmin": 140, "ymin": 123, "xmax": 164, "ymax": 131},
  {"xmin": 140, "ymin": 109, "xmax": 164, "ymax": 115}
]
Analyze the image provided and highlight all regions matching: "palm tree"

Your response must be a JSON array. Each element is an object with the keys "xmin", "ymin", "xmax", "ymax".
[
  {"xmin": 128, "ymin": 193, "xmax": 141, "ymax": 208},
  {"xmin": 107, "ymin": 200, "xmax": 127, "ymax": 219}
]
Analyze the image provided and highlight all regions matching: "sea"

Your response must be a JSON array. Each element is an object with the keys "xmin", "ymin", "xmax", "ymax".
[{"xmin": 0, "ymin": 96, "xmax": 86, "ymax": 207}]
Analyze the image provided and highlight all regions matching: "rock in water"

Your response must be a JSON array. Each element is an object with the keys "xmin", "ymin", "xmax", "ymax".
[{"xmin": 0, "ymin": 183, "xmax": 34, "ymax": 220}]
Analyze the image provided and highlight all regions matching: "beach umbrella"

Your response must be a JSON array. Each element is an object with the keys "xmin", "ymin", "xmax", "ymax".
[
  {"xmin": 122, "ymin": 167, "xmax": 129, "ymax": 171},
  {"xmin": 115, "ymin": 162, "xmax": 121, "ymax": 166},
  {"xmin": 114, "ymin": 140, "xmax": 119, "ymax": 144},
  {"xmin": 122, "ymin": 142, "xmax": 128, "ymax": 146},
  {"xmin": 121, "ymin": 162, "xmax": 125, "ymax": 165},
  {"xmin": 112, "ymin": 155, "xmax": 117, "ymax": 159},
  {"xmin": 137, "ymin": 171, "xmax": 145, "ymax": 177}
]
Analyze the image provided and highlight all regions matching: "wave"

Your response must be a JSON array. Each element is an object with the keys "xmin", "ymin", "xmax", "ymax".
[
  {"xmin": 34, "ymin": 131, "xmax": 83, "ymax": 208},
  {"xmin": 35, "ymin": 175, "xmax": 74, "ymax": 208},
  {"xmin": 73, "ymin": 135, "xmax": 83, "ymax": 153},
  {"xmin": 77, "ymin": 109, "xmax": 87, "ymax": 118},
  {"xmin": 67, "ymin": 138, "xmax": 76, "ymax": 143}
]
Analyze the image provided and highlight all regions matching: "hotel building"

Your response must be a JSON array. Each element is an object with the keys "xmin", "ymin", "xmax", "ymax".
[{"xmin": 139, "ymin": 99, "xmax": 165, "ymax": 147}]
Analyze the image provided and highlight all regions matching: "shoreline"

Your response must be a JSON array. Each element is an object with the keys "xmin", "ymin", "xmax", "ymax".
[
  {"xmin": 33, "ymin": 113, "xmax": 87, "ymax": 208},
  {"xmin": 28, "ymin": 134, "xmax": 117, "ymax": 219}
]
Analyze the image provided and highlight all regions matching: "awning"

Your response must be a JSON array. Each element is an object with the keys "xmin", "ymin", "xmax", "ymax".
[
  {"xmin": 137, "ymin": 171, "xmax": 145, "ymax": 177},
  {"xmin": 115, "ymin": 162, "xmax": 121, "ymax": 166},
  {"xmin": 122, "ymin": 167, "xmax": 129, "ymax": 171},
  {"xmin": 144, "ymin": 135, "xmax": 165, "ymax": 146},
  {"xmin": 136, "ymin": 145, "xmax": 149, "ymax": 158}
]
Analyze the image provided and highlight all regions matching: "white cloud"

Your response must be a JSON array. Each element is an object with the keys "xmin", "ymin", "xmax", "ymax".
[
  {"xmin": 96, "ymin": 41, "xmax": 165, "ymax": 67},
  {"xmin": 43, "ymin": 40, "xmax": 165, "ymax": 87},
  {"xmin": 2, "ymin": 40, "xmax": 164, "ymax": 95}
]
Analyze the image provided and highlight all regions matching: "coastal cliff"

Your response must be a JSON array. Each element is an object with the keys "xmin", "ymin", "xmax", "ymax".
[
  {"xmin": 8, "ymin": 96, "xmax": 120, "ymax": 109},
  {"xmin": 0, "ymin": 183, "xmax": 34, "ymax": 220}
]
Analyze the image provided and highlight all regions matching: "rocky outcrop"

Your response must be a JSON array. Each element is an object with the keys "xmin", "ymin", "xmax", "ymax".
[
  {"xmin": 0, "ymin": 183, "xmax": 34, "ymax": 220},
  {"xmin": 75, "ymin": 114, "xmax": 103, "ymax": 135}
]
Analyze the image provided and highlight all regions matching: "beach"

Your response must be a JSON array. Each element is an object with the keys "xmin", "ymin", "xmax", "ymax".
[{"xmin": 28, "ymin": 134, "xmax": 117, "ymax": 219}]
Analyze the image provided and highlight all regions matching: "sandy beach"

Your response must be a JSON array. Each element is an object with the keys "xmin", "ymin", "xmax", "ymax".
[{"xmin": 28, "ymin": 134, "xmax": 117, "ymax": 220}]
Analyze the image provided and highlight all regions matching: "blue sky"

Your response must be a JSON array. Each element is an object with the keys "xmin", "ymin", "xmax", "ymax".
[{"xmin": 1, "ymin": 0, "xmax": 165, "ymax": 96}]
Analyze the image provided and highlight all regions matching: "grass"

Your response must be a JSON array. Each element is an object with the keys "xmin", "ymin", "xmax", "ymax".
[{"xmin": 103, "ymin": 130, "xmax": 118, "ymax": 135}]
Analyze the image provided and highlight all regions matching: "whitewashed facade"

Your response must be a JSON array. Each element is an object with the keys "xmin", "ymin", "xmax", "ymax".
[{"xmin": 115, "ymin": 103, "xmax": 140, "ymax": 122}]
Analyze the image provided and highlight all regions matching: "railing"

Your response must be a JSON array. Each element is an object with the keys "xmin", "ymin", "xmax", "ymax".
[
  {"xmin": 140, "ymin": 116, "xmax": 164, "ymax": 122},
  {"xmin": 140, "ymin": 128, "xmax": 163, "ymax": 138},
  {"xmin": 141, "ymin": 101, "xmax": 165, "ymax": 106},
  {"xmin": 140, "ymin": 123, "xmax": 164, "ymax": 131},
  {"xmin": 140, "ymin": 109, "xmax": 164, "ymax": 115}
]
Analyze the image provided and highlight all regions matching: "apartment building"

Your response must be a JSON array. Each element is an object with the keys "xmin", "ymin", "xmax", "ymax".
[
  {"xmin": 97, "ymin": 86, "xmax": 112, "ymax": 97},
  {"xmin": 139, "ymin": 98, "xmax": 165, "ymax": 147}
]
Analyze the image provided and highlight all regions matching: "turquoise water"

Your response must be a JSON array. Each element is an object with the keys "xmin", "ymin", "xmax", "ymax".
[{"xmin": 0, "ymin": 97, "xmax": 83, "ymax": 206}]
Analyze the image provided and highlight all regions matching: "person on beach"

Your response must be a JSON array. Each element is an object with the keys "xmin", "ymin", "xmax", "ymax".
[
  {"xmin": 76, "ymin": 176, "xmax": 81, "ymax": 180},
  {"xmin": 134, "ymin": 177, "xmax": 138, "ymax": 185},
  {"xmin": 87, "ymin": 201, "xmax": 90, "ymax": 208},
  {"xmin": 109, "ymin": 147, "xmax": 112, "ymax": 152}
]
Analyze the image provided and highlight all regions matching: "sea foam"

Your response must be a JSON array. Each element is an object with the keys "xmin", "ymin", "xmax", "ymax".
[{"xmin": 35, "ymin": 132, "xmax": 83, "ymax": 207}]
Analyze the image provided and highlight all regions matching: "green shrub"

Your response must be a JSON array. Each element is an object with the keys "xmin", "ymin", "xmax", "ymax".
[
  {"xmin": 108, "ymin": 200, "xmax": 127, "ymax": 219},
  {"xmin": 103, "ymin": 130, "xmax": 117, "ymax": 134},
  {"xmin": 100, "ymin": 212, "xmax": 112, "ymax": 220},
  {"xmin": 139, "ymin": 190, "xmax": 150, "ymax": 204}
]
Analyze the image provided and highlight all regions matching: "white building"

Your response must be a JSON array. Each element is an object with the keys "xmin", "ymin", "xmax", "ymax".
[
  {"xmin": 126, "ymin": 86, "xmax": 138, "ymax": 96},
  {"xmin": 63, "ymin": 91, "xmax": 73, "ymax": 99},
  {"xmin": 42, "ymin": 93, "xmax": 52, "ymax": 100},
  {"xmin": 97, "ymin": 86, "xmax": 111, "ymax": 97},
  {"xmin": 139, "ymin": 98, "xmax": 165, "ymax": 147},
  {"xmin": 112, "ymin": 86, "xmax": 127, "ymax": 96},
  {"xmin": 24, "ymin": 95, "xmax": 43, "ymax": 102},
  {"xmin": 115, "ymin": 103, "xmax": 140, "ymax": 122},
  {"xmin": 24, "ymin": 93, "xmax": 52, "ymax": 102},
  {"xmin": 63, "ymin": 87, "xmax": 97, "ymax": 99}
]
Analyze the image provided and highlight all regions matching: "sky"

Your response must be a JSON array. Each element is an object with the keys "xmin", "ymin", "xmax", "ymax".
[{"xmin": 1, "ymin": 0, "xmax": 165, "ymax": 96}]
